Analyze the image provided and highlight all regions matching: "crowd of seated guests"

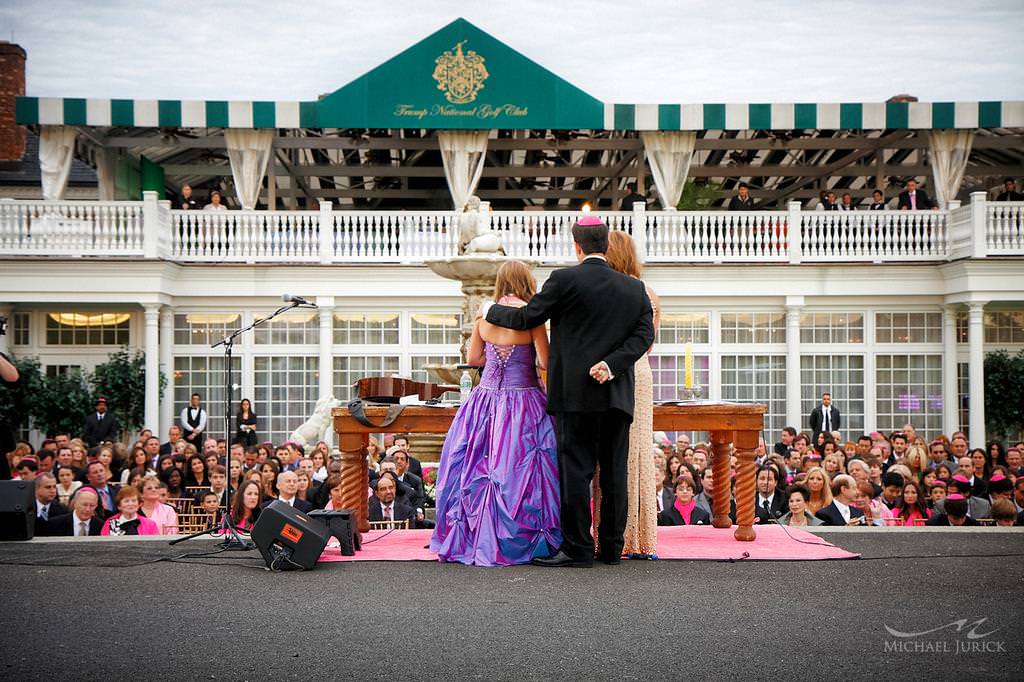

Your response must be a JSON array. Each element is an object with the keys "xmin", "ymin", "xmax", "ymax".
[
  {"xmin": 652, "ymin": 425, "xmax": 1024, "ymax": 529},
  {"xmin": 5, "ymin": 426, "xmax": 438, "ymax": 538}
]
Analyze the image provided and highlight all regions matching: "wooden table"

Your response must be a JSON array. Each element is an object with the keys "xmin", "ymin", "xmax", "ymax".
[{"xmin": 333, "ymin": 402, "xmax": 766, "ymax": 542}]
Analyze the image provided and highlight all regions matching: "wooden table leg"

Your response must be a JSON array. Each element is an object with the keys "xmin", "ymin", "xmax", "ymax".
[
  {"xmin": 710, "ymin": 431, "xmax": 733, "ymax": 529},
  {"xmin": 338, "ymin": 432, "xmax": 370, "ymax": 533},
  {"xmin": 733, "ymin": 431, "xmax": 760, "ymax": 542}
]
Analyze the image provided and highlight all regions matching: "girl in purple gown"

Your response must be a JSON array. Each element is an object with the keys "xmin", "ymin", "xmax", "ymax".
[{"xmin": 430, "ymin": 262, "xmax": 562, "ymax": 566}]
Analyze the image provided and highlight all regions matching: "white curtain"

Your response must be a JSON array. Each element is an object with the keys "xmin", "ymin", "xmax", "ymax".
[
  {"xmin": 928, "ymin": 130, "xmax": 975, "ymax": 209},
  {"xmin": 95, "ymin": 147, "xmax": 117, "ymax": 201},
  {"xmin": 39, "ymin": 125, "xmax": 77, "ymax": 200},
  {"xmin": 438, "ymin": 130, "xmax": 489, "ymax": 211},
  {"xmin": 640, "ymin": 131, "xmax": 697, "ymax": 210},
  {"xmin": 225, "ymin": 129, "xmax": 274, "ymax": 209}
]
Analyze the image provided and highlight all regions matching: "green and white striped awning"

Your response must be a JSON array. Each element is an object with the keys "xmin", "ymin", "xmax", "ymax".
[
  {"xmin": 15, "ymin": 97, "xmax": 315, "ymax": 129},
  {"xmin": 602, "ymin": 101, "xmax": 1024, "ymax": 130}
]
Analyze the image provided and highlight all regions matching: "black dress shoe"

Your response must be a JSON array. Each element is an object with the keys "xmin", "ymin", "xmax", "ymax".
[{"xmin": 531, "ymin": 549, "xmax": 593, "ymax": 568}]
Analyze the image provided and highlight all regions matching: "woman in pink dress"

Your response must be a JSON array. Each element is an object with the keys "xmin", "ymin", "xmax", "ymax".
[
  {"xmin": 101, "ymin": 487, "xmax": 160, "ymax": 536},
  {"xmin": 892, "ymin": 480, "xmax": 931, "ymax": 526},
  {"xmin": 139, "ymin": 476, "xmax": 178, "ymax": 534}
]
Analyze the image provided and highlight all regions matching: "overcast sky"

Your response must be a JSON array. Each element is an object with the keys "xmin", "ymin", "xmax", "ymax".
[{"xmin": 3, "ymin": 0, "xmax": 1022, "ymax": 103}]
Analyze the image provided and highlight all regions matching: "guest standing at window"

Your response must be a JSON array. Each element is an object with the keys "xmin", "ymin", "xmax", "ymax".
[{"xmin": 234, "ymin": 399, "xmax": 258, "ymax": 448}]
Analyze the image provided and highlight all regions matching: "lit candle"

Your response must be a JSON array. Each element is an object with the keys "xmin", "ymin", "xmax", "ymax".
[
  {"xmin": 581, "ymin": 202, "xmax": 592, "ymax": 213},
  {"xmin": 684, "ymin": 342, "xmax": 693, "ymax": 390}
]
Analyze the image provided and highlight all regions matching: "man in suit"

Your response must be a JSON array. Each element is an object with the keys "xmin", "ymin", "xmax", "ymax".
[
  {"xmin": 774, "ymin": 426, "xmax": 796, "ymax": 457},
  {"xmin": 262, "ymin": 470, "xmax": 312, "ymax": 513},
  {"xmin": 815, "ymin": 474, "xmax": 866, "ymax": 526},
  {"xmin": 809, "ymin": 392, "xmax": 841, "ymax": 443},
  {"xmin": 819, "ymin": 190, "xmax": 839, "ymax": 211},
  {"xmin": 484, "ymin": 216, "xmax": 655, "ymax": 567},
  {"xmin": 926, "ymin": 494, "xmax": 979, "ymax": 526},
  {"xmin": 159, "ymin": 425, "xmax": 182, "ymax": 456},
  {"xmin": 655, "ymin": 475, "xmax": 674, "ymax": 515},
  {"xmin": 727, "ymin": 183, "xmax": 754, "ymax": 211},
  {"xmin": 368, "ymin": 474, "xmax": 416, "ymax": 527},
  {"xmin": 34, "ymin": 473, "xmax": 69, "ymax": 536},
  {"xmin": 995, "ymin": 177, "xmax": 1024, "ymax": 202},
  {"xmin": 391, "ymin": 436, "xmax": 423, "ymax": 479},
  {"xmin": 85, "ymin": 460, "xmax": 120, "ymax": 521},
  {"xmin": 51, "ymin": 488, "xmax": 104, "ymax": 536},
  {"xmin": 869, "ymin": 189, "xmax": 888, "ymax": 210},
  {"xmin": 82, "ymin": 396, "xmax": 118, "ymax": 448},
  {"xmin": 754, "ymin": 466, "xmax": 787, "ymax": 523},
  {"xmin": 180, "ymin": 393, "xmax": 208, "ymax": 446},
  {"xmin": 619, "ymin": 182, "xmax": 647, "ymax": 211},
  {"xmin": 897, "ymin": 179, "xmax": 934, "ymax": 210},
  {"xmin": 693, "ymin": 466, "xmax": 736, "ymax": 522}
]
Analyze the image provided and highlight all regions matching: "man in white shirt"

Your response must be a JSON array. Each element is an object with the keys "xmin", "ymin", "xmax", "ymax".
[
  {"xmin": 180, "ymin": 393, "xmax": 207, "ymax": 446},
  {"xmin": 815, "ymin": 474, "xmax": 865, "ymax": 526},
  {"xmin": 34, "ymin": 473, "xmax": 68, "ymax": 535},
  {"xmin": 809, "ymin": 392, "xmax": 841, "ymax": 442},
  {"xmin": 754, "ymin": 466, "xmax": 786, "ymax": 522},
  {"xmin": 53, "ymin": 488, "xmax": 102, "ymax": 537}
]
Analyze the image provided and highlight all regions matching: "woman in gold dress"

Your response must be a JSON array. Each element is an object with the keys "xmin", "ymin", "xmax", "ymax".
[{"xmin": 593, "ymin": 230, "xmax": 660, "ymax": 557}]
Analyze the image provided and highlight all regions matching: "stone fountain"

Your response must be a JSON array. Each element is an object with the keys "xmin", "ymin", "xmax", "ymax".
[{"xmin": 424, "ymin": 197, "xmax": 536, "ymax": 385}]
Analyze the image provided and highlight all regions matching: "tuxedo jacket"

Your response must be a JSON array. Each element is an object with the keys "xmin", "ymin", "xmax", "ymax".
[
  {"xmin": 368, "ymin": 497, "xmax": 416, "ymax": 524},
  {"xmin": 486, "ymin": 257, "xmax": 654, "ymax": 417},
  {"xmin": 809, "ymin": 404, "xmax": 841, "ymax": 437},
  {"xmin": 897, "ymin": 189, "xmax": 933, "ymax": 210},
  {"xmin": 49, "ymin": 513, "xmax": 104, "ymax": 536},
  {"xmin": 657, "ymin": 504, "xmax": 711, "ymax": 526},
  {"xmin": 261, "ymin": 497, "xmax": 312, "ymax": 513},
  {"xmin": 35, "ymin": 500, "xmax": 70, "ymax": 536},
  {"xmin": 82, "ymin": 412, "xmax": 118, "ymax": 447},
  {"xmin": 754, "ymin": 491, "xmax": 788, "ymax": 523},
  {"xmin": 815, "ymin": 501, "xmax": 865, "ymax": 526}
]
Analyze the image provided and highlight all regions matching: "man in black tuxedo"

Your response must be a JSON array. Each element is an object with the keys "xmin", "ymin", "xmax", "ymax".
[
  {"xmin": 34, "ymin": 473, "xmax": 69, "ymax": 536},
  {"xmin": 85, "ymin": 460, "xmax": 120, "ymax": 521},
  {"xmin": 368, "ymin": 475, "xmax": 416, "ymax": 527},
  {"xmin": 995, "ymin": 177, "xmax": 1024, "ymax": 202},
  {"xmin": 484, "ymin": 216, "xmax": 654, "ymax": 567},
  {"xmin": 754, "ymin": 466, "xmax": 787, "ymax": 523},
  {"xmin": 82, "ymin": 396, "xmax": 118, "ymax": 448},
  {"xmin": 809, "ymin": 392, "xmax": 841, "ymax": 442},
  {"xmin": 51, "ymin": 488, "xmax": 104, "ymax": 536},
  {"xmin": 815, "ymin": 474, "xmax": 865, "ymax": 526},
  {"xmin": 869, "ymin": 189, "xmax": 888, "ymax": 210},
  {"xmin": 897, "ymin": 179, "xmax": 934, "ymax": 210},
  {"xmin": 261, "ymin": 470, "xmax": 312, "ymax": 513}
]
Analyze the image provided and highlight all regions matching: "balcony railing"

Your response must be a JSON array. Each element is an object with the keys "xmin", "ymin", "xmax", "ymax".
[{"xmin": 0, "ymin": 193, "xmax": 1020, "ymax": 264}]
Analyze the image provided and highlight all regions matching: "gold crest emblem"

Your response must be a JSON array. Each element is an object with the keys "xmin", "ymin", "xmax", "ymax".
[{"xmin": 432, "ymin": 40, "xmax": 488, "ymax": 104}]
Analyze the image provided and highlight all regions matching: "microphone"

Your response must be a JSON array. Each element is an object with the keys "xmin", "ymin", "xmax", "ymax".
[{"xmin": 283, "ymin": 294, "xmax": 317, "ymax": 307}]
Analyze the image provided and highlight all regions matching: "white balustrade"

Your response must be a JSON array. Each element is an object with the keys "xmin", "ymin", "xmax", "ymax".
[
  {"xmin": 0, "ymin": 199, "xmax": 144, "ymax": 256},
  {"xmin": 1, "ymin": 197, "xmax": 1020, "ymax": 264},
  {"xmin": 986, "ymin": 201, "xmax": 1024, "ymax": 254},
  {"xmin": 801, "ymin": 210, "xmax": 948, "ymax": 262}
]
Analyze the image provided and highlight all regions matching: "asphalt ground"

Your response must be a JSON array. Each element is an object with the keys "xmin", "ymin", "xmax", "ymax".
[{"xmin": 1, "ymin": 529, "xmax": 1022, "ymax": 681}]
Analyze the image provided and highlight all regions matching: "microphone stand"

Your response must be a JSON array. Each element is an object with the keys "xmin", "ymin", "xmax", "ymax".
[{"xmin": 170, "ymin": 300, "xmax": 315, "ymax": 550}]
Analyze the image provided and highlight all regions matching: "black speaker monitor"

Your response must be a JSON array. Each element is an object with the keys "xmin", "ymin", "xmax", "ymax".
[
  {"xmin": 308, "ymin": 508, "xmax": 361, "ymax": 556},
  {"xmin": 0, "ymin": 479, "xmax": 36, "ymax": 541},
  {"xmin": 250, "ymin": 500, "xmax": 330, "ymax": 570}
]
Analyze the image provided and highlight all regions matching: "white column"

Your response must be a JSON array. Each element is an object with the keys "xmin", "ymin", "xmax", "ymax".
[
  {"xmin": 707, "ymin": 310, "xmax": 721, "ymax": 401},
  {"xmin": 787, "ymin": 201, "xmax": 803, "ymax": 264},
  {"xmin": 632, "ymin": 202, "xmax": 647, "ymax": 263},
  {"xmin": 144, "ymin": 304, "xmax": 161, "ymax": 433},
  {"xmin": 159, "ymin": 306, "xmax": 174, "ymax": 436},
  {"xmin": 862, "ymin": 311, "xmax": 877, "ymax": 437},
  {"xmin": 318, "ymin": 298, "xmax": 335, "ymax": 448},
  {"xmin": 785, "ymin": 300, "xmax": 803, "ymax": 428},
  {"xmin": 942, "ymin": 304, "xmax": 959, "ymax": 436},
  {"xmin": 967, "ymin": 302, "xmax": 987, "ymax": 446}
]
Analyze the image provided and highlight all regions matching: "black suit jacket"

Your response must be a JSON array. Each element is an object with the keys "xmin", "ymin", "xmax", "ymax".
[
  {"xmin": 815, "ymin": 501, "xmax": 865, "ymax": 526},
  {"xmin": 755, "ymin": 491, "xmax": 788, "ymax": 523},
  {"xmin": 82, "ymin": 412, "xmax": 118, "ymax": 448},
  {"xmin": 657, "ymin": 503, "xmax": 711, "ymax": 526},
  {"xmin": 486, "ymin": 257, "xmax": 654, "ymax": 417},
  {"xmin": 368, "ymin": 497, "xmax": 416, "ymax": 524},
  {"xmin": 396, "ymin": 472, "xmax": 425, "ymax": 510},
  {"xmin": 897, "ymin": 189, "xmax": 933, "ymax": 210},
  {"xmin": 925, "ymin": 513, "xmax": 980, "ymax": 527},
  {"xmin": 260, "ymin": 497, "xmax": 312, "ymax": 513},
  {"xmin": 658, "ymin": 487, "xmax": 675, "ymax": 513},
  {"xmin": 49, "ymin": 513, "xmax": 104, "ymax": 536},
  {"xmin": 35, "ymin": 500, "xmax": 70, "ymax": 536},
  {"xmin": 727, "ymin": 195, "xmax": 754, "ymax": 211},
  {"xmin": 92, "ymin": 484, "xmax": 122, "ymax": 521},
  {"xmin": 809, "ymin": 404, "xmax": 841, "ymax": 438}
]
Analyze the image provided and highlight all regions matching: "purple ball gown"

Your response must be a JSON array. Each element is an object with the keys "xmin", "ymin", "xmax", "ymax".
[{"xmin": 430, "ymin": 342, "xmax": 562, "ymax": 566}]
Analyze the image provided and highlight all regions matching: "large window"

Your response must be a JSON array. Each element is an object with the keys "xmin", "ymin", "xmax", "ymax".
[
  {"xmin": 800, "ymin": 312, "xmax": 864, "ymax": 344},
  {"xmin": 173, "ymin": 356, "xmax": 241, "ymax": 441},
  {"xmin": 657, "ymin": 313, "xmax": 709, "ymax": 344},
  {"xmin": 650, "ymin": 354, "xmax": 710, "ymax": 402},
  {"xmin": 411, "ymin": 313, "xmax": 463, "ymax": 345},
  {"xmin": 984, "ymin": 311, "xmax": 1024, "ymax": 344},
  {"xmin": 875, "ymin": 312, "xmax": 942, "ymax": 343},
  {"xmin": 174, "ymin": 313, "xmax": 241, "ymax": 345},
  {"xmin": 720, "ymin": 355, "xmax": 787, "ymax": 434},
  {"xmin": 253, "ymin": 310, "xmax": 319, "ymax": 345},
  {"xmin": 253, "ymin": 355, "xmax": 319, "ymax": 444},
  {"xmin": 11, "ymin": 312, "xmax": 29, "ymax": 346},
  {"xmin": 720, "ymin": 312, "xmax": 786, "ymax": 344},
  {"xmin": 800, "ymin": 355, "xmax": 865, "ymax": 440},
  {"xmin": 334, "ymin": 355, "xmax": 401, "ymax": 401},
  {"xmin": 875, "ymin": 354, "xmax": 943, "ymax": 438},
  {"xmin": 957, "ymin": 362, "xmax": 969, "ymax": 436},
  {"xmin": 46, "ymin": 312, "xmax": 130, "ymax": 345},
  {"xmin": 333, "ymin": 313, "xmax": 399, "ymax": 345}
]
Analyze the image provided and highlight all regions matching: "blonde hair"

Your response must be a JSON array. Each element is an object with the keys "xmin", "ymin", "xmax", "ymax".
[
  {"xmin": 605, "ymin": 230, "xmax": 641, "ymax": 278},
  {"xmin": 804, "ymin": 466, "xmax": 834, "ymax": 513},
  {"xmin": 494, "ymin": 261, "xmax": 536, "ymax": 303}
]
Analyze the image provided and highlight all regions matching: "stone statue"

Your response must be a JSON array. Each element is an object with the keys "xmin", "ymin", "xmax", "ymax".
[
  {"xmin": 458, "ymin": 196, "xmax": 504, "ymax": 255},
  {"xmin": 289, "ymin": 394, "xmax": 341, "ymax": 452}
]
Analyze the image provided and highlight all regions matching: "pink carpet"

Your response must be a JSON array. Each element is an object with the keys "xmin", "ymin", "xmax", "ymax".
[{"xmin": 317, "ymin": 525, "xmax": 858, "ymax": 563}]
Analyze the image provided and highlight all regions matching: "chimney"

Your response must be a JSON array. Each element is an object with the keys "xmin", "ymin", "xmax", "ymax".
[{"xmin": 0, "ymin": 41, "xmax": 27, "ymax": 162}]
